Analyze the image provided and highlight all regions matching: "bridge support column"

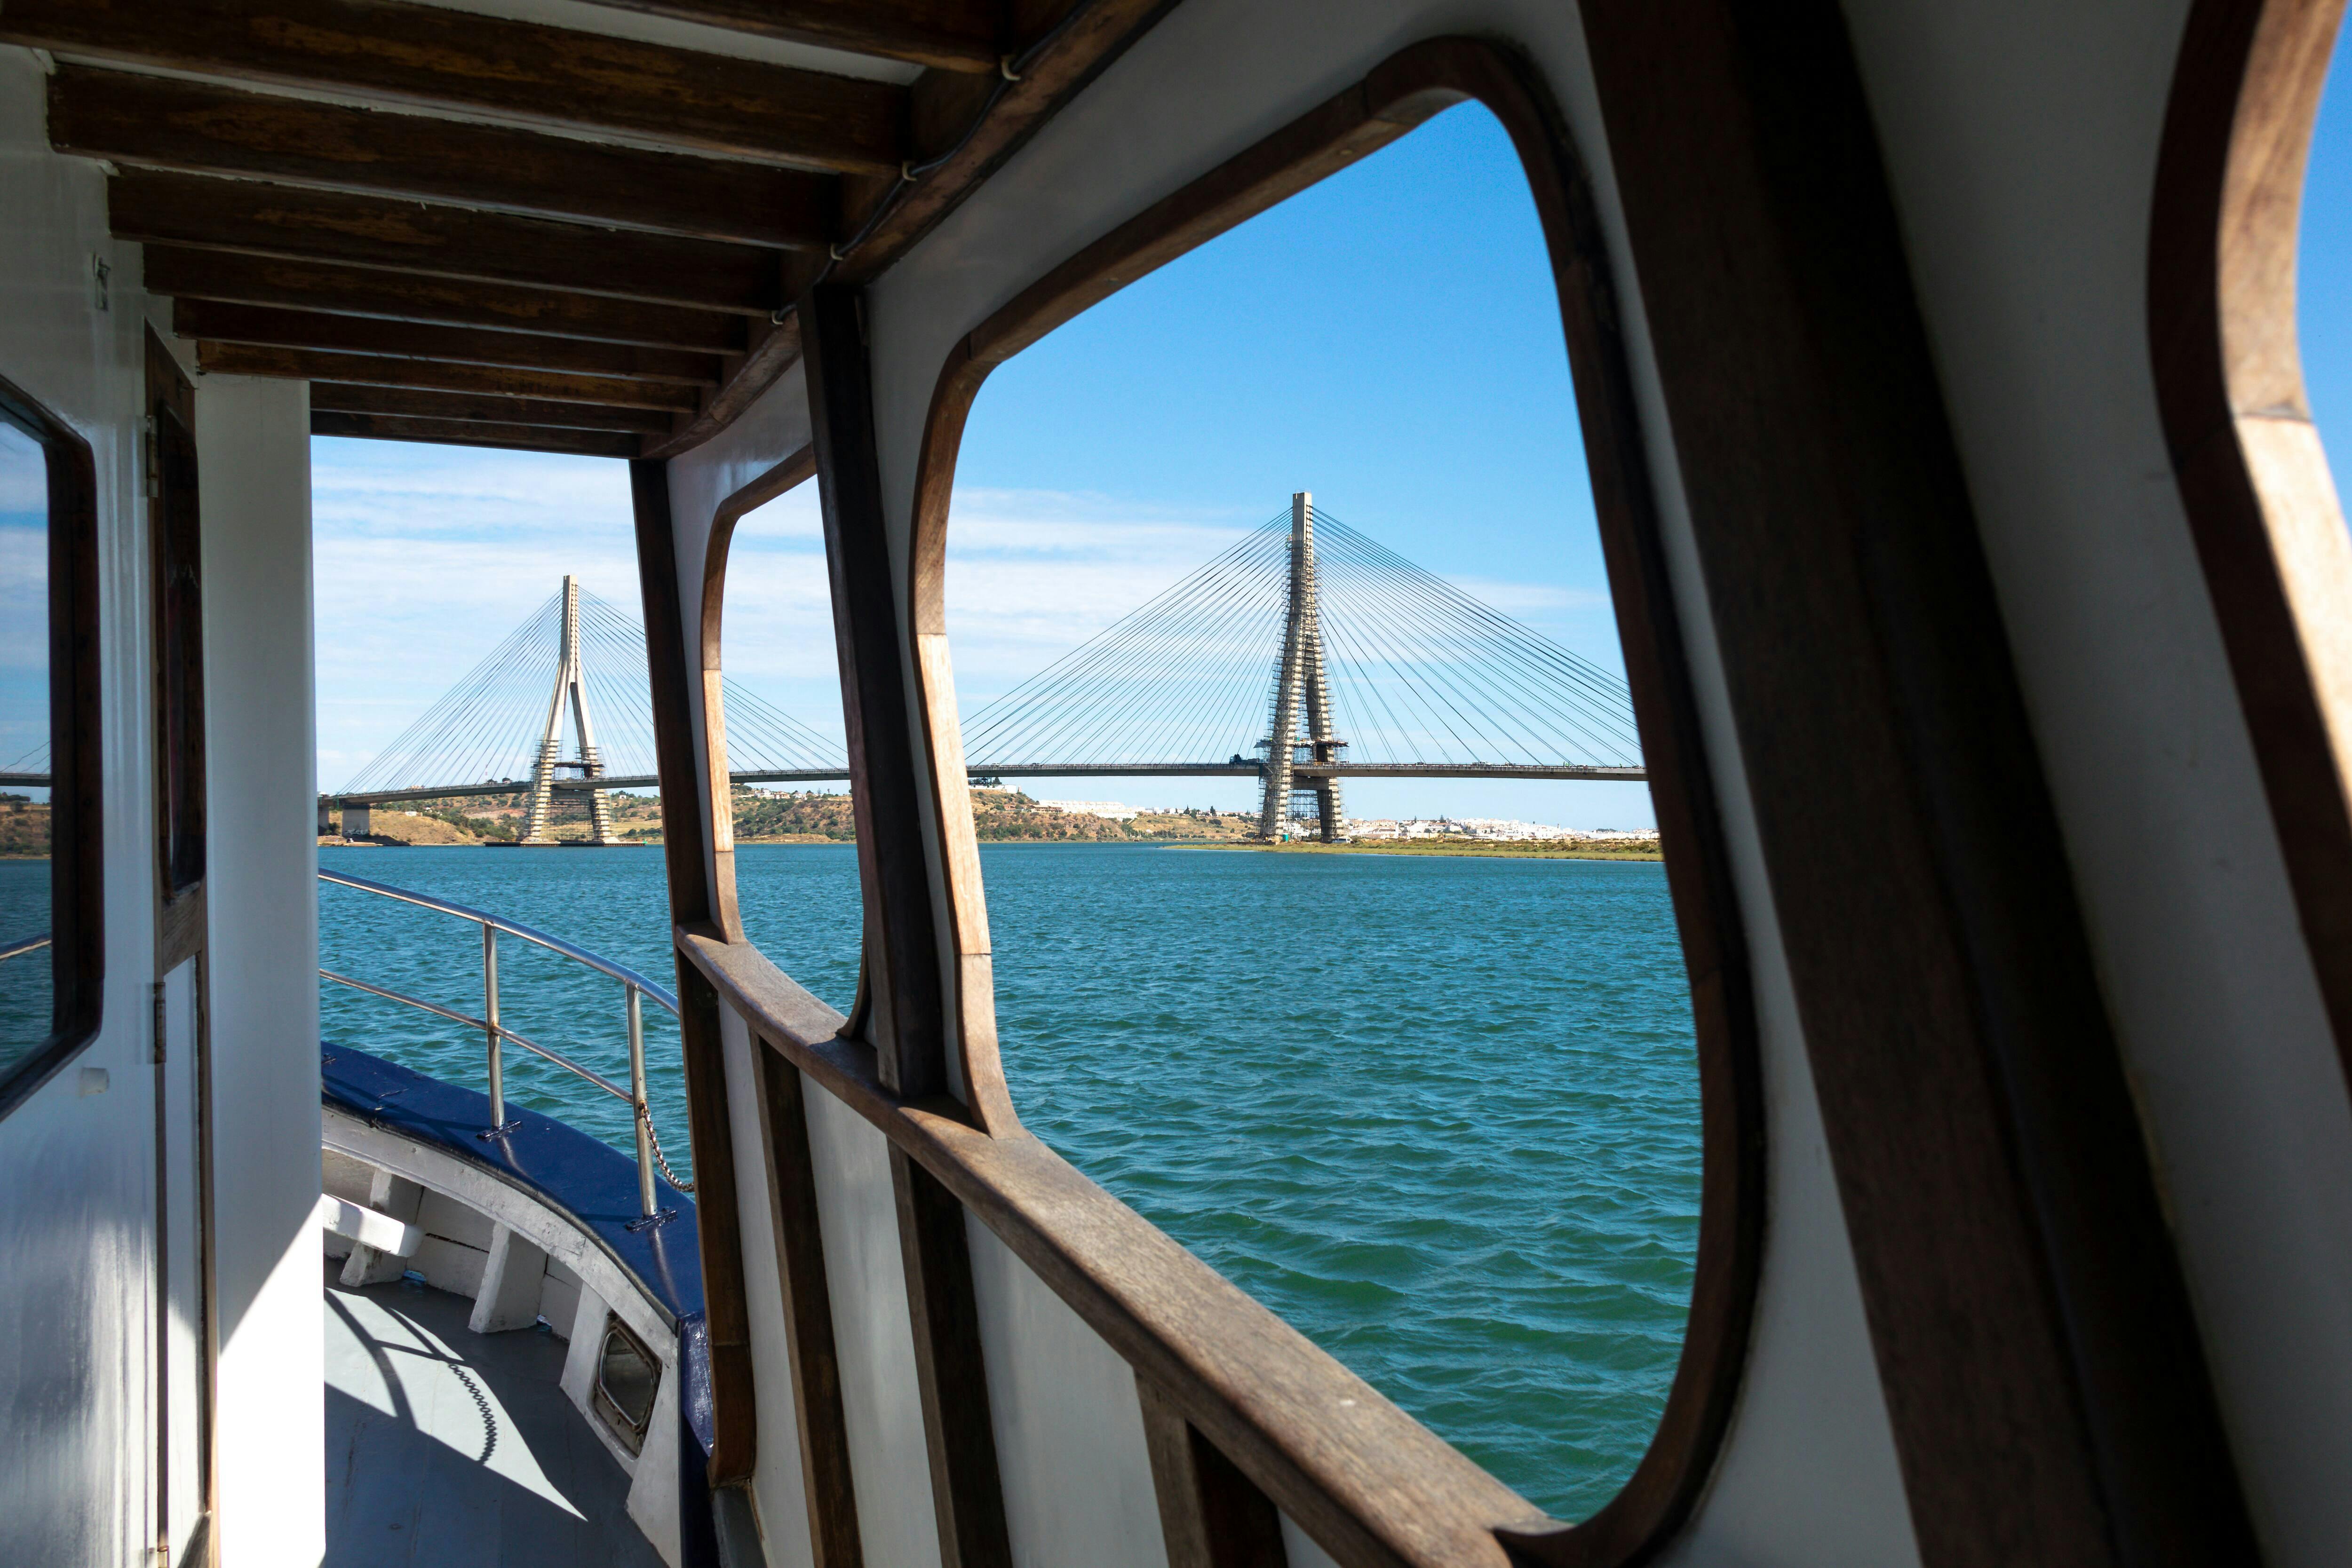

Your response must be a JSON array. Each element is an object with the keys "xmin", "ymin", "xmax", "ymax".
[
  {"xmin": 1257, "ymin": 492, "xmax": 1346, "ymax": 841},
  {"xmin": 318, "ymin": 798, "xmax": 333, "ymax": 836},
  {"xmin": 344, "ymin": 802, "xmax": 371, "ymax": 838},
  {"xmin": 520, "ymin": 575, "xmax": 624, "ymax": 845}
]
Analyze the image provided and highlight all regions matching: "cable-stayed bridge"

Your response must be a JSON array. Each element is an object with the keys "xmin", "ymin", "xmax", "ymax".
[{"xmin": 325, "ymin": 495, "xmax": 1645, "ymax": 843}]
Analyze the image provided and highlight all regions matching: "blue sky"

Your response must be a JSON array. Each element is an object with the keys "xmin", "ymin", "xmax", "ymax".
[
  {"xmin": 313, "ymin": 51, "xmax": 2352, "ymax": 832},
  {"xmin": 317, "ymin": 101, "xmax": 1642, "ymax": 825}
]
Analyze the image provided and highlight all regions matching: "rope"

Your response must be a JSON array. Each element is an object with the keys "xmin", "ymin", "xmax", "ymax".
[{"xmin": 637, "ymin": 1099, "xmax": 695, "ymax": 1194}]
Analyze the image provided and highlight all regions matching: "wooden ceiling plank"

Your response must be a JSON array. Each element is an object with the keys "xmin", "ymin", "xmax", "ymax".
[
  {"xmin": 311, "ymin": 408, "xmax": 644, "ymax": 458},
  {"xmin": 172, "ymin": 299, "xmax": 722, "ymax": 384},
  {"xmin": 48, "ymin": 64, "xmax": 833, "ymax": 248},
  {"xmin": 568, "ymin": 0, "xmax": 1002, "ymax": 74},
  {"xmin": 146, "ymin": 246, "xmax": 746, "ymax": 352},
  {"xmin": 111, "ymin": 172, "xmax": 785, "ymax": 314},
  {"xmin": 837, "ymin": 0, "xmax": 1168, "ymax": 281},
  {"xmin": 308, "ymin": 381, "xmax": 675, "ymax": 434},
  {"xmin": 0, "ymin": 0, "xmax": 906, "ymax": 174},
  {"xmin": 200, "ymin": 341, "xmax": 702, "ymax": 410}
]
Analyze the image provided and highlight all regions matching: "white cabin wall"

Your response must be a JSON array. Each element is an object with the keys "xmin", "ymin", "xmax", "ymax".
[
  {"xmin": 854, "ymin": 2, "xmax": 1917, "ymax": 1563},
  {"xmin": 1838, "ymin": 5, "xmax": 2352, "ymax": 1563},
  {"xmin": 0, "ymin": 43, "xmax": 160, "ymax": 1568},
  {"xmin": 195, "ymin": 372, "xmax": 324, "ymax": 1566}
]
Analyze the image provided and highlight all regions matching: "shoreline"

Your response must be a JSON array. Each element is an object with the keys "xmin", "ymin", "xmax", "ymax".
[{"xmin": 1216, "ymin": 839, "xmax": 1661, "ymax": 862}]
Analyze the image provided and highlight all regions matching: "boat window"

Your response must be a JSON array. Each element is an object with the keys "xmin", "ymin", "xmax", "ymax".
[
  {"xmin": 713, "ymin": 479, "xmax": 860, "ymax": 1008},
  {"xmin": 933, "ymin": 101, "xmax": 1714, "ymax": 1522},
  {"xmin": 592, "ymin": 1314, "xmax": 659, "ymax": 1453},
  {"xmin": 0, "ymin": 372, "xmax": 99, "ymax": 1112}
]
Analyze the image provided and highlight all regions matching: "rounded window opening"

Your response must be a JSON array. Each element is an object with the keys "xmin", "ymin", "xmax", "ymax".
[
  {"xmin": 934, "ymin": 97, "xmax": 1734, "ymax": 1522},
  {"xmin": 710, "ymin": 479, "xmax": 861, "ymax": 1009}
]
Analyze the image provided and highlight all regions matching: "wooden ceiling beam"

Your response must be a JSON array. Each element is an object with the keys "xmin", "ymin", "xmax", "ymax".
[
  {"xmin": 145, "ymin": 247, "xmax": 746, "ymax": 352},
  {"xmin": 171, "ymin": 299, "xmax": 723, "ymax": 384},
  {"xmin": 199, "ymin": 341, "xmax": 702, "ymax": 410},
  {"xmin": 312, "ymin": 408, "xmax": 643, "ymax": 458},
  {"xmin": 835, "ymin": 0, "xmax": 1167, "ymax": 282},
  {"xmin": 0, "ymin": 0, "xmax": 906, "ymax": 175},
  {"xmin": 308, "ymin": 381, "xmax": 675, "ymax": 434},
  {"xmin": 570, "ymin": 0, "xmax": 1003, "ymax": 74},
  {"xmin": 111, "ymin": 172, "xmax": 788, "ymax": 315},
  {"xmin": 48, "ymin": 64, "xmax": 834, "ymax": 247}
]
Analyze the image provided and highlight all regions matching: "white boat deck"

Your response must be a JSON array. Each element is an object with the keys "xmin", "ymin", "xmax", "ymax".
[{"xmin": 324, "ymin": 1259, "xmax": 661, "ymax": 1568}]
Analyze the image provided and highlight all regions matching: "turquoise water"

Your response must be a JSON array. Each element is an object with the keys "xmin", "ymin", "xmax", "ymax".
[{"xmin": 318, "ymin": 841, "xmax": 1700, "ymax": 1521}]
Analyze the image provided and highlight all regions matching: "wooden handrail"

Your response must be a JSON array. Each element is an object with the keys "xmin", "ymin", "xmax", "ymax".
[{"xmin": 675, "ymin": 924, "xmax": 1549, "ymax": 1568}]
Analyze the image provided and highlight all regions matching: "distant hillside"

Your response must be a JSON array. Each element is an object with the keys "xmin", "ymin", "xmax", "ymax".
[
  {"xmin": 0, "ymin": 796, "xmax": 49, "ymax": 858},
  {"xmin": 731, "ymin": 788, "xmax": 1137, "ymax": 842}
]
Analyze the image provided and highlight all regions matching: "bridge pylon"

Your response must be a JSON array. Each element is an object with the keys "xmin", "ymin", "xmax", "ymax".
[
  {"xmin": 1257, "ymin": 492, "xmax": 1346, "ymax": 842},
  {"xmin": 520, "ymin": 575, "xmax": 620, "ymax": 845}
]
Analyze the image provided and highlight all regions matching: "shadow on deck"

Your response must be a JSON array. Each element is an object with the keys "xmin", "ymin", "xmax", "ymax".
[{"xmin": 324, "ymin": 1259, "xmax": 661, "ymax": 1568}]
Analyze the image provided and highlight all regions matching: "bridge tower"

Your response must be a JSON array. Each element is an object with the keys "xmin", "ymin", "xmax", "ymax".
[
  {"xmin": 520, "ymin": 575, "xmax": 620, "ymax": 845},
  {"xmin": 1257, "ymin": 492, "xmax": 1345, "ymax": 841}
]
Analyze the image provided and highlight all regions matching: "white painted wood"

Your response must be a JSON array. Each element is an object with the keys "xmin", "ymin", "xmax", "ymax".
[
  {"xmin": 313, "ymin": 1194, "xmax": 424, "ymax": 1259},
  {"xmin": 626, "ymin": 1357, "xmax": 686, "ymax": 1568},
  {"xmin": 470, "ymin": 1223, "xmax": 551, "ymax": 1333},
  {"xmin": 419, "ymin": 1187, "xmax": 498, "ymax": 1251},
  {"xmin": 963, "ymin": 1220, "xmax": 1168, "ymax": 1568},
  {"xmin": 800, "ymin": 1071, "xmax": 942, "ymax": 1568},
  {"xmin": 193, "ymin": 363, "xmax": 325, "ymax": 1568},
  {"xmin": 716, "ymin": 1004, "xmax": 817, "ymax": 1568},
  {"xmin": 339, "ymin": 1168, "xmax": 427, "ymax": 1286},
  {"xmin": 562, "ymin": 1285, "xmax": 612, "ymax": 1418},
  {"xmin": 323, "ymin": 1105, "xmax": 674, "ymax": 1350},
  {"xmin": 414, "ymin": 1235, "xmax": 490, "ymax": 1298},
  {"xmin": 539, "ymin": 1274, "xmax": 583, "ymax": 1340}
]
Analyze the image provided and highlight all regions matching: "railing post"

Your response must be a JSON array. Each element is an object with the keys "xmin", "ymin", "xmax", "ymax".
[
  {"xmin": 628, "ymin": 983, "xmax": 655, "ymax": 1215},
  {"xmin": 483, "ymin": 921, "xmax": 505, "ymax": 1128}
]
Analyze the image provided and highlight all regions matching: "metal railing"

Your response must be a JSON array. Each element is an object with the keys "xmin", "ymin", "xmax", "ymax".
[
  {"xmin": 318, "ymin": 869, "xmax": 687, "ymax": 1217},
  {"xmin": 0, "ymin": 934, "xmax": 49, "ymax": 964}
]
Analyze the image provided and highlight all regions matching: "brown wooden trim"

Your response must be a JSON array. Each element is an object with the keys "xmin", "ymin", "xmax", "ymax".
[
  {"xmin": 641, "ymin": 315, "xmax": 809, "ymax": 462},
  {"xmin": 679, "ymin": 929, "xmax": 1540, "ymax": 1568},
  {"xmin": 48, "ymin": 64, "xmax": 832, "ymax": 248},
  {"xmin": 632, "ymin": 459, "xmax": 762, "ymax": 1489},
  {"xmin": 0, "ymin": 0, "xmax": 906, "ymax": 175},
  {"xmin": 749, "ymin": 1046, "xmax": 866, "ymax": 1568},
  {"xmin": 147, "ymin": 327, "xmax": 207, "ymax": 948},
  {"xmin": 145, "ymin": 248, "xmax": 747, "ymax": 353},
  {"xmin": 890, "ymin": 1146, "xmax": 1012, "ymax": 1568},
  {"xmin": 694, "ymin": 444, "xmax": 820, "ymax": 941},
  {"xmin": 676, "ymin": 963, "xmax": 758, "ymax": 1484},
  {"xmin": 1580, "ymin": 7, "xmax": 2259, "ymax": 1565},
  {"xmin": 202, "ymin": 342, "xmax": 701, "ymax": 410},
  {"xmin": 833, "ymin": 0, "xmax": 1180, "ymax": 285},
  {"xmin": 174, "ymin": 301, "xmax": 721, "ymax": 387},
  {"xmin": 901, "ymin": 38, "xmax": 1766, "ymax": 1562},
  {"xmin": 0, "ymin": 368, "xmax": 104, "ymax": 1121},
  {"xmin": 2152, "ymin": 0, "xmax": 2352, "ymax": 1093},
  {"xmin": 308, "ymin": 383, "xmax": 674, "ymax": 435},
  {"xmin": 565, "ymin": 0, "xmax": 1002, "ymax": 73},
  {"xmin": 803, "ymin": 284, "xmax": 948, "ymax": 1097},
  {"xmin": 630, "ymin": 458, "xmax": 716, "ymax": 931},
  {"xmin": 115, "ymin": 172, "xmax": 787, "ymax": 316},
  {"xmin": 1137, "ymin": 1374, "xmax": 1288, "ymax": 1568},
  {"xmin": 308, "ymin": 409, "xmax": 642, "ymax": 458}
]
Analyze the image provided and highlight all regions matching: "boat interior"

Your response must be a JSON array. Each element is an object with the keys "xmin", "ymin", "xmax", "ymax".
[{"xmin": 5, "ymin": 1, "xmax": 2352, "ymax": 1565}]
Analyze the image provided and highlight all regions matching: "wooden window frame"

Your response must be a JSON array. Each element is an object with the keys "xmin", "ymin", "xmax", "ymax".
[
  {"xmin": 0, "ymin": 369, "xmax": 103, "ymax": 1122},
  {"xmin": 671, "ymin": 36, "xmax": 1766, "ymax": 1567},
  {"xmin": 2152, "ymin": 0, "xmax": 2352, "ymax": 1094}
]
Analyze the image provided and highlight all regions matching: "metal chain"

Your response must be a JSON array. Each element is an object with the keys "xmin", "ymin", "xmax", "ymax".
[{"xmin": 636, "ymin": 1100, "xmax": 696, "ymax": 1194}]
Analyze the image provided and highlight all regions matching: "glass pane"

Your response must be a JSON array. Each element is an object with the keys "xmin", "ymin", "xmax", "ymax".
[
  {"xmin": 0, "ymin": 419, "xmax": 52, "ymax": 1073},
  {"xmin": 944, "ymin": 103, "xmax": 1697, "ymax": 1521},
  {"xmin": 720, "ymin": 484, "xmax": 861, "ymax": 1011}
]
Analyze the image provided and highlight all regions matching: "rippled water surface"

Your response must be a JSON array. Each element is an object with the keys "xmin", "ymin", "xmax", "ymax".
[{"xmin": 319, "ymin": 840, "xmax": 1699, "ymax": 1520}]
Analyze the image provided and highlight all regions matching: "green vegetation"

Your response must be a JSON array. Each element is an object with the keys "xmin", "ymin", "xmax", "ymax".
[
  {"xmin": 724, "ymin": 788, "xmax": 1259, "ymax": 845},
  {"xmin": 1236, "ymin": 836, "xmax": 1662, "ymax": 862},
  {"xmin": 0, "ymin": 795, "xmax": 48, "ymax": 858}
]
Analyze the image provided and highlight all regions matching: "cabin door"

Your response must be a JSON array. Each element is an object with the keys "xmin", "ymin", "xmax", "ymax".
[{"xmin": 147, "ymin": 327, "xmax": 214, "ymax": 1568}]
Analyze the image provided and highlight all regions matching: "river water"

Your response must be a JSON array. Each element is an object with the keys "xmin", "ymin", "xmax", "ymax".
[{"xmin": 318, "ymin": 840, "xmax": 1700, "ymax": 1522}]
